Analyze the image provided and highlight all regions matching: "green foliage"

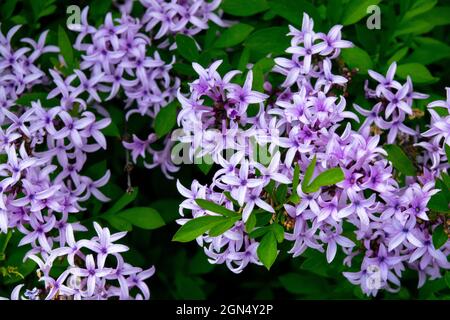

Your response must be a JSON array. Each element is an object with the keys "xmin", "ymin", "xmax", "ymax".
[
  {"xmin": 341, "ymin": 47, "xmax": 373, "ymax": 74},
  {"xmin": 116, "ymin": 207, "xmax": 165, "ymax": 230},
  {"xmin": 341, "ymin": 0, "xmax": 381, "ymax": 26},
  {"xmin": 428, "ymin": 174, "xmax": 450, "ymax": 214},
  {"xmin": 396, "ymin": 63, "xmax": 438, "ymax": 84},
  {"xmin": 214, "ymin": 23, "xmax": 254, "ymax": 48},
  {"xmin": 244, "ymin": 27, "xmax": 290, "ymax": 60},
  {"xmin": 302, "ymin": 156, "xmax": 345, "ymax": 193},
  {"xmin": 221, "ymin": 0, "xmax": 269, "ymax": 16},
  {"xmin": 2, "ymin": 0, "xmax": 450, "ymax": 301},
  {"xmin": 257, "ymin": 229, "xmax": 278, "ymax": 270},
  {"xmin": 195, "ymin": 199, "xmax": 238, "ymax": 217},
  {"xmin": 383, "ymin": 144, "xmax": 417, "ymax": 176},
  {"xmin": 154, "ymin": 100, "xmax": 179, "ymax": 138},
  {"xmin": 58, "ymin": 25, "xmax": 76, "ymax": 74},
  {"xmin": 432, "ymin": 225, "xmax": 448, "ymax": 250},
  {"xmin": 267, "ymin": 0, "xmax": 320, "ymax": 25},
  {"xmin": 176, "ymin": 34, "xmax": 200, "ymax": 62},
  {"xmin": 172, "ymin": 215, "xmax": 239, "ymax": 242}
]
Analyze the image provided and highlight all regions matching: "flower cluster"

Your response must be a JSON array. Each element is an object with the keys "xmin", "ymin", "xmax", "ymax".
[
  {"xmin": 72, "ymin": 3, "xmax": 227, "ymax": 179},
  {"xmin": 140, "ymin": 0, "xmax": 229, "ymax": 44},
  {"xmin": 175, "ymin": 13, "xmax": 450, "ymax": 296},
  {"xmin": 0, "ymin": 23, "xmax": 155, "ymax": 299},
  {"xmin": 421, "ymin": 87, "xmax": 450, "ymax": 169},
  {"xmin": 358, "ymin": 61, "xmax": 428, "ymax": 144},
  {"xmin": 0, "ymin": 26, "xmax": 58, "ymax": 113},
  {"xmin": 0, "ymin": 1, "xmax": 228, "ymax": 299},
  {"xmin": 4, "ymin": 223, "xmax": 154, "ymax": 300},
  {"xmin": 0, "ymin": 25, "xmax": 109, "ymax": 239}
]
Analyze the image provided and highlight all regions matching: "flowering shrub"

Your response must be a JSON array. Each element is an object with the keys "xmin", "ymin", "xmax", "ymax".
[{"xmin": 0, "ymin": 0, "xmax": 449, "ymax": 300}]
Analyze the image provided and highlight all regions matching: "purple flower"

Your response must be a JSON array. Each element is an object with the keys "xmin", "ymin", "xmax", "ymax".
[
  {"xmin": 242, "ymin": 187, "xmax": 274, "ymax": 222},
  {"xmin": 18, "ymin": 215, "xmax": 56, "ymax": 252},
  {"xmin": 387, "ymin": 216, "xmax": 423, "ymax": 251},
  {"xmin": 123, "ymin": 133, "xmax": 157, "ymax": 162},
  {"xmin": 126, "ymin": 266, "xmax": 155, "ymax": 300},
  {"xmin": 79, "ymin": 222, "xmax": 128, "ymax": 268},
  {"xmin": 380, "ymin": 84, "xmax": 412, "ymax": 118},
  {"xmin": 368, "ymin": 62, "xmax": 401, "ymax": 96},
  {"xmin": 338, "ymin": 193, "xmax": 377, "ymax": 226},
  {"xmin": 286, "ymin": 32, "xmax": 326, "ymax": 73},
  {"xmin": 70, "ymin": 254, "xmax": 112, "ymax": 296},
  {"xmin": 53, "ymin": 111, "xmax": 95, "ymax": 148},
  {"xmin": 221, "ymin": 160, "xmax": 264, "ymax": 206},
  {"xmin": 317, "ymin": 25, "xmax": 353, "ymax": 58},
  {"xmin": 227, "ymin": 71, "xmax": 268, "ymax": 116}
]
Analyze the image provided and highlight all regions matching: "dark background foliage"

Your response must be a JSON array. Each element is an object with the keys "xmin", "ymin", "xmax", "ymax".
[{"xmin": 0, "ymin": 0, "xmax": 449, "ymax": 299}]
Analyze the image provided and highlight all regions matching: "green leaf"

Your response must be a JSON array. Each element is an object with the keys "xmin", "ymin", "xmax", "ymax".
[
  {"xmin": 195, "ymin": 199, "xmax": 237, "ymax": 217},
  {"xmin": 267, "ymin": 0, "xmax": 321, "ymax": 26},
  {"xmin": 305, "ymin": 168, "xmax": 345, "ymax": 193},
  {"xmin": 2, "ymin": 0, "xmax": 18, "ymax": 19},
  {"xmin": 0, "ymin": 231, "xmax": 12, "ymax": 261},
  {"xmin": 10, "ymin": 15, "xmax": 27, "ymax": 25},
  {"xmin": 388, "ymin": 47, "xmax": 409, "ymax": 65},
  {"xmin": 383, "ymin": 144, "xmax": 417, "ymax": 176},
  {"xmin": 116, "ymin": 207, "xmax": 165, "ymax": 230},
  {"xmin": 257, "ymin": 231, "xmax": 278, "ymax": 270},
  {"xmin": 214, "ymin": 23, "xmax": 254, "ymax": 48},
  {"xmin": 446, "ymin": 145, "xmax": 450, "ymax": 165},
  {"xmin": 341, "ymin": 0, "xmax": 381, "ymax": 26},
  {"xmin": 102, "ymin": 188, "xmax": 139, "ymax": 217},
  {"xmin": 256, "ymin": 211, "xmax": 273, "ymax": 227},
  {"xmin": 395, "ymin": 19, "xmax": 434, "ymax": 37},
  {"xmin": 252, "ymin": 57, "xmax": 275, "ymax": 91},
  {"xmin": 172, "ymin": 216, "xmax": 225, "ymax": 242},
  {"xmin": 103, "ymin": 215, "xmax": 133, "ymax": 232},
  {"xmin": 396, "ymin": 63, "xmax": 438, "ymax": 84},
  {"xmin": 102, "ymin": 121, "xmax": 120, "ymax": 138},
  {"xmin": 275, "ymin": 184, "xmax": 288, "ymax": 204},
  {"xmin": 238, "ymin": 47, "xmax": 251, "ymax": 71},
  {"xmin": 249, "ymin": 225, "xmax": 271, "ymax": 239},
  {"xmin": 445, "ymin": 272, "xmax": 450, "ymax": 288},
  {"xmin": 279, "ymin": 273, "xmax": 327, "ymax": 295},
  {"xmin": 204, "ymin": 24, "xmax": 219, "ymax": 49},
  {"xmin": 404, "ymin": 37, "xmax": 450, "ymax": 65},
  {"xmin": 188, "ymin": 251, "xmax": 215, "ymax": 275},
  {"xmin": 196, "ymin": 154, "xmax": 214, "ymax": 175},
  {"xmin": 432, "ymin": 225, "xmax": 448, "ymax": 250},
  {"xmin": 29, "ymin": 0, "xmax": 56, "ymax": 21},
  {"xmin": 176, "ymin": 34, "xmax": 200, "ymax": 62},
  {"xmin": 173, "ymin": 63, "xmax": 196, "ymax": 76},
  {"xmin": 221, "ymin": 0, "xmax": 269, "ymax": 16},
  {"xmin": 395, "ymin": 7, "xmax": 450, "ymax": 37},
  {"xmin": 175, "ymin": 274, "xmax": 206, "ymax": 299},
  {"xmin": 292, "ymin": 163, "xmax": 300, "ymax": 191},
  {"xmin": 403, "ymin": 0, "xmax": 437, "ymax": 21},
  {"xmin": 428, "ymin": 178, "xmax": 450, "ymax": 213},
  {"xmin": 209, "ymin": 216, "xmax": 240, "ymax": 237},
  {"xmin": 300, "ymin": 250, "xmax": 330, "ymax": 278},
  {"xmin": 89, "ymin": 0, "xmax": 112, "ymax": 20},
  {"xmin": 272, "ymin": 224, "xmax": 284, "ymax": 243},
  {"xmin": 4, "ymin": 246, "xmax": 37, "ymax": 285},
  {"xmin": 245, "ymin": 211, "xmax": 257, "ymax": 233},
  {"xmin": 38, "ymin": 4, "xmax": 56, "ymax": 19},
  {"xmin": 302, "ymin": 156, "xmax": 317, "ymax": 190},
  {"xmin": 153, "ymin": 100, "xmax": 179, "ymax": 138},
  {"xmin": 244, "ymin": 26, "xmax": 290, "ymax": 60},
  {"xmin": 15, "ymin": 93, "xmax": 55, "ymax": 107},
  {"xmin": 150, "ymin": 198, "xmax": 181, "ymax": 223},
  {"xmin": 341, "ymin": 47, "xmax": 373, "ymax": 74},
  {"xmin": 58, "ymin": 25, "xmax": 75, "ymax": 72}
]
